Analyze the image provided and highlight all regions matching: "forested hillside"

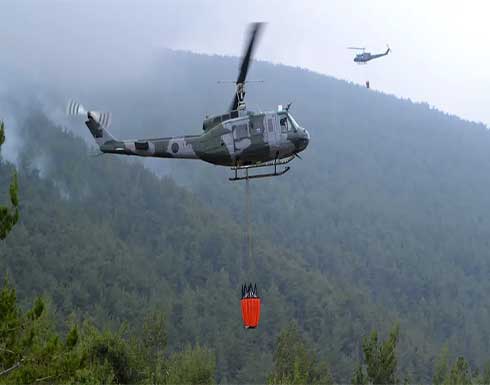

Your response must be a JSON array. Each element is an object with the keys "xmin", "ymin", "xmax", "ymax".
[
  {"xmin": 2, "ymin": 50, "xmax": 490, "ymax": 383},
  {"xmin": 0, "ymin": 112, "xmax": 389, "ymax": 383}
]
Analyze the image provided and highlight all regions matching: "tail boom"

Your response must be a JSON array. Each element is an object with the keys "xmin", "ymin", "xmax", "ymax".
[
  {"xmin": 69, "ymin": 101, "xmax": 200, "ymax": 160},
  {"xmin": 98, "ymin": 135, "xmax": 200, "ymax": 160}
]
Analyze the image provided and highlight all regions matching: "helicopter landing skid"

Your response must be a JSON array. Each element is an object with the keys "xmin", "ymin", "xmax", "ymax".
[{"xmin": 229, "ymin": 155, "xmax": 295, "ymax": 181}]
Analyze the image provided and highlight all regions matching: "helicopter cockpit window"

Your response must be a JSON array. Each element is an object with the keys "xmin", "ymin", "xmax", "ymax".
[
  {"xmin": 280, "ymin": 117, "xmax": 288, "ymax": 133},
  {"xmin": 280, "ymin": 115, "xmax": 297, "ymax": 133}
]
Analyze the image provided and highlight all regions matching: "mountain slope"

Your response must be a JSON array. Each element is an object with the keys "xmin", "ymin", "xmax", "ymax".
[
  {"xmin": 1, "ymin": 111, "xmax": 393, "ymax": 383},
  {"xmin": 95, "ymin": 50, "xmax": 490, "ymax": 376},
  {"xmin": 2, "ymin": 50, "xmax": 490, "ymax": 382}
]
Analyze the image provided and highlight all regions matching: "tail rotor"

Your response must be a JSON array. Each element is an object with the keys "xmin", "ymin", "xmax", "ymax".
[
  {"xmin": 66, "ymin": 99, "xmax": 112, "ymax": 129},
  {"xmin": 66, "ymin": 99, "xmax": 115, "ymax": 145}
]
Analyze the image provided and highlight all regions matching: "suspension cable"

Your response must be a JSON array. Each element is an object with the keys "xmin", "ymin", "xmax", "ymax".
[{"xmin": 245, "ymin": 170, "xmax": 252, "ymax": 261}]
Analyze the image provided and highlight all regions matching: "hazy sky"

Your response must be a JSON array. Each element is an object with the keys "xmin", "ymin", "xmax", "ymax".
[{"xmin": 3, "ymin": 0, "xmax": 490, "ymax": 125}]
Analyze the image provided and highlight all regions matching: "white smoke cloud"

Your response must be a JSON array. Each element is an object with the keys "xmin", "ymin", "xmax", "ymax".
[
  {"xmin": 1, "ymin": 120, "xmax": 23, "ymax": 167},
  {"xmin": 0, "ymin": 107, "xmax": 23, "ymax": 167},
  {"xmin": 53, "ymin": 180, "xmax": 71, "ymax": 201}
]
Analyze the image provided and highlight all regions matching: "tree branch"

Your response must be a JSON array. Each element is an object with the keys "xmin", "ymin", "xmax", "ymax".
[
  {"xmin": 0, "ymin": 358, "xmax": 24, "ymax": 377},
  {"xmin": 36, "ymin": 374, "xmax": 60, "ymax": 382},
  {"xmin": 0, "ymin": 347, "xmax": 16, "ymax": 355}
]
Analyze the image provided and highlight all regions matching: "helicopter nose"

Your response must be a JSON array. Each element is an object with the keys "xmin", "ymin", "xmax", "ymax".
[
  {"xmin": 296, "ymin": 128, "xmax": 310, "ymax": 152},
  {"xmin": 303, "ymin": 129, "xmax": 310, "ymax": 148}
]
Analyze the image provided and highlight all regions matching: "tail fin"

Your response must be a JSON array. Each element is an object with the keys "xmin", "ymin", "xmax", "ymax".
[
  {"xmin": 385, "ymin": 45, "xmax": 391, "ymax": 55},
  {"xmin": 67, "ymin": 100, "xmax": 116, "ymax": 146},
  {"xmin": 85, "ymin": 111, "xmax": 116, "ymax": 146}
]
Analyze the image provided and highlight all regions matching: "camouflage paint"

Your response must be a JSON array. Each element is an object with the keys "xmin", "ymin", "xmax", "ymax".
[{"xmin": 85, "ymin": 108, "xmax": 309, "ymax": 167}]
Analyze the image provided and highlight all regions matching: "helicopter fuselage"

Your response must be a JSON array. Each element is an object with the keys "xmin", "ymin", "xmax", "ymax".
[
  {"xmin": 99, "ymin": 109, "xmax": 310, "ymax": 167},
  {"xmin": 353, "ymin": 48, "xmax": 390, "ymax": 63},
  {"xmin": 74, "ymin": 23, "xmax": 307, "ymax": 180}
]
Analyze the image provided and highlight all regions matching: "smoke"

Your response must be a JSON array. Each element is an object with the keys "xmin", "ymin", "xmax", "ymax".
[
  {"xmin": 53, "ymin": 180, "xmax": 71, "ymax": 201},
  {"xmin": 28, "ymin": 152, "xmax": 52, "ymax": 179},
  {"xmin": 0, "ymin": 116, "xmax": 23, "ymax": 167},
  {"xmin": 0, "ymin": 83, "xmax": 25, "ymax": 167},
  {"xmin": 0, "ymin": 80, "xmax": 58, "ymax": 181},
  {"xmin": 0, "ymin": 66, "xmax": 82, "ymax": 159}
]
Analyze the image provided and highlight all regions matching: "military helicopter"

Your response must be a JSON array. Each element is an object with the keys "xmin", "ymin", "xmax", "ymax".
[
  {"xmin": 67, "ymin": 23, "xmax": 310, "ymax": 181},
  {"xmin": 348, "ymin": 45, "xmax": 390, "ymax": 64}
]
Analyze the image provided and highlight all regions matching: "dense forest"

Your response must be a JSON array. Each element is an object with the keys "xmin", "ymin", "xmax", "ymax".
[{"xmin": 2, "ymin": 50, "xmax": 490, "ymax": 383}]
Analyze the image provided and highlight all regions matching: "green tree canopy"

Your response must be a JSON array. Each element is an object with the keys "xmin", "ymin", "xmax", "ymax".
[
  {"xmin": 165, "ymin": 345, "xmax": 216, "ymax": 385},
  {"xmin": 268, "ymin": 323, "xmax": 332, "ymax": 385},
  {"xmin": 445, "ymin": 356, "xmax": 472, "ymax": 385},
  {"xmin": 0, "ymin": 121, "xmax": 18, "ymax": 240},
  {"xmin": 352, "ymin": 324, "xmax": 400, "ymax": 385},
  {"xmin": 0, "ymin": 278, "xmax": 216, "ymax": 384}
]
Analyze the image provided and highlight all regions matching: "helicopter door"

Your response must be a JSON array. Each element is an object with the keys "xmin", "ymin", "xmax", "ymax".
[
  {"xmin": 265, "ymin": 115, "xmax": 279, "ymax": 151},
  {"xmin": 232, "ymin": 122, "xmax": 251, "ymax": 152}
]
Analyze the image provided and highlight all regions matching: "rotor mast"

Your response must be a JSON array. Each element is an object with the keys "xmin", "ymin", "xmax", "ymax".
[{"xmin": 236, "ymin": 82, "xmax": 246, "ymax": 111}]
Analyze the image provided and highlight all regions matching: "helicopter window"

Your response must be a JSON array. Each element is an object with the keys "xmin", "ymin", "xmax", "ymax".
[
  {"xmin": 267, "ymin": 119, "xmax": 273, "ymax": 132},
  {"xmin": 233, "ymin": 124, "xmax": 249, "ymax": 140},
  {"xmin": 280, "ymin": 117, "xmax": 288, "ymax": 133},
  {"xmin": 252, "ymin": 120, "xmax": 264, "ymax": 134}
]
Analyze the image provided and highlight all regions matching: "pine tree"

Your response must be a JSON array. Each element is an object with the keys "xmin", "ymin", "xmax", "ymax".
[
  {"xmin": 268, "ymin": 323, "xmax": 332, "ymax": 385},
  {"xmin": 0, "ymin": 121, "xmax": 19, "ymax": 239},
  {"xmin": 166, "ymin": 344, "xmax": 216, "ymax": 385},
  {"xmin": 433, "ymin": 346, "xmax": 449, "ymax": 385},
  {"xmin": 482, "ymin": 360, "xmax": 490, "ymax": 385},
  {"xmin": 445, "ymin": 356, "xmax": 472, "ymax": 385},
  {"xmin": 352, "ymin": 324, "xmax": 400, "ymax": 385}
]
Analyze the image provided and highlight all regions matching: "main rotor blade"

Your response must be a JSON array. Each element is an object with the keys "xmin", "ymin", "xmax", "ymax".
[
  {"xmin": 237, "ymin": 22, "xmax": 264, "ymax": 84},
  {"xmin": 229, "ymin": 23, "xmax": 264, "ymax": 111},
  {"xmin": 228, "ymin": 23, "xmax": 265, "ymax": 111}
]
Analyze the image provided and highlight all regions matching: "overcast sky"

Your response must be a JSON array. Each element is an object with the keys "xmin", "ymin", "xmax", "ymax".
[{"xmin": 3, "ymin": 0, "xmax": 490, "ymax": 125}]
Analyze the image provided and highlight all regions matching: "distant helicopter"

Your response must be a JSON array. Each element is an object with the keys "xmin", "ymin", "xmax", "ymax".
[
  {"xmin": 348, "ymin": 46, "xmax": 391, "ymax": 64},
  {"xmin": 348, "ymin": 45, "xmax": 391, "ymax": 88},
  {"xmin": 67, "ymin": 23, "xmax": 310, "ymax": 181}
]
